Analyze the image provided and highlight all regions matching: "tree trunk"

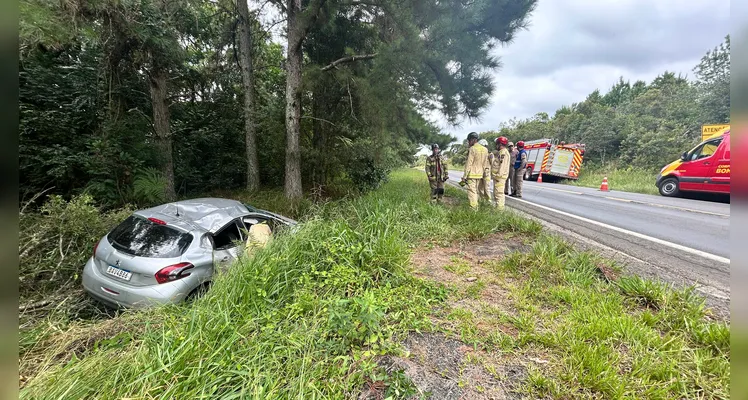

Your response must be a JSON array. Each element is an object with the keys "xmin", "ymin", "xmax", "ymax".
[
  {"xmin": 311, "ymin": 88, "xmax": 327, "ymax": 186},
  {"xmin": 237, "ymin": 0, "xmax": 260, "ymax": 192},
  {"xmin": 284, "ymin": 0, "xmax": 304, "ymax": 201},
  {"xmin": 149, "ymin": 69, "xmax": 176, "ymax": 201}
]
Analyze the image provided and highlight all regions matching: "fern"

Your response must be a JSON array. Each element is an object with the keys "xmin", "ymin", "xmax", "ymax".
[{"xmin": 133, "ymin": 168, "xmax": 166, "ymax": 205}]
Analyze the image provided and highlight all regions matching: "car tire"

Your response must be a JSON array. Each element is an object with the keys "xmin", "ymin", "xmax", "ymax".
[
  {"xmin": 658, "ymin": 177, "xmax": 680, "ymax": 197},
  {"xmin": 186, "ymin": 282, "xmax": 211, "ymax": 302}
]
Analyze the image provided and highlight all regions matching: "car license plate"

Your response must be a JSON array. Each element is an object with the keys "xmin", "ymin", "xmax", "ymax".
[{"xmin": 106, "ymin": 265, "xmax": 132, "ymax": 281}]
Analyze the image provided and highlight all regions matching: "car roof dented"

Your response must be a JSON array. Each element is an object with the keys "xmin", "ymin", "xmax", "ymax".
[{"xmin": 137, "ymin": 198, "xmax": 250, "ymax": 233}]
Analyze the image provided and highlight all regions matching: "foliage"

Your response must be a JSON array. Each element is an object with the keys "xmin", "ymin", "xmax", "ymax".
[
  {"xmin": 19, "ymin": 0, "xmax": 537, "ymax": 206},
  {"xmin": 20, "ymin": 170, "xmax": 541, "ymax": 398},
  {"xmin": 19, "ymin": 194, "xmax": 133, "ymax": 299}
]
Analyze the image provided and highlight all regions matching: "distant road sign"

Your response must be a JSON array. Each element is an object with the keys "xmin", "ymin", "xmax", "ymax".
[{"xmin": 702, "ymin": 124, "xmax": 730, "ymax": 141}]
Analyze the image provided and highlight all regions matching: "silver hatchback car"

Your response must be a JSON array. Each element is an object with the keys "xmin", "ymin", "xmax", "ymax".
[{"xmin": 82, "ymin": 198, "xmax": 297, "ymax": 308}]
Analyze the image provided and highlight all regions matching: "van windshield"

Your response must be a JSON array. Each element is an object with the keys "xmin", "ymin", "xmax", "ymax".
[{"xmin": 107, "ymin": 215, "xmax": 193, "ymax": 258}]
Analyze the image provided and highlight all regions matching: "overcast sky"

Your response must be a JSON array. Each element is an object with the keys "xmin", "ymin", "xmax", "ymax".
[{"xmin": 429, "ymin": 0, "xmax": 730, "ymax": 145}]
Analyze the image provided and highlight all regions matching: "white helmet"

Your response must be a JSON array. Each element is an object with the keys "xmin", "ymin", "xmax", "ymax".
[{"xmin": 478, "ymin": 139, "xmax": 488, "ymax": 146}]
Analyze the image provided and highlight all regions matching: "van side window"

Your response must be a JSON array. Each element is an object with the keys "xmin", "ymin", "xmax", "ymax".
[{"xmin": 690, "ymin": 138, "xmax": 722, "ymax": 161}]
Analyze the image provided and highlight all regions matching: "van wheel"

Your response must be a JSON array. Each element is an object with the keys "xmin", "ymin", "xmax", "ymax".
[{"xmin": 658, "ymin": 177, "xmax": 680, "ymax": 197}]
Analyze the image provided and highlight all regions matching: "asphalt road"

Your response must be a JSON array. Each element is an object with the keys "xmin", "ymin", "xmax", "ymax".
[{"xmin": 446, "ymin": 170, "xmax": 731, "ymax": 316}]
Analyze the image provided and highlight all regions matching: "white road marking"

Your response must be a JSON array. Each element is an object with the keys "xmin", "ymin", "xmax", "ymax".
[
  {"xmin": 605, "ymin": 196, "xmax": 633, "ymax": 203},
  {"xmin": 533, "ymin": 186, "xmax": 583, "ymax": 195},
  {"xmin": 507, "ymin": 196, "xmax": 730, "ymax": 264},
  {"xmin": 525, "ymin": 182, "xmax": 730, "ymax": 217}
]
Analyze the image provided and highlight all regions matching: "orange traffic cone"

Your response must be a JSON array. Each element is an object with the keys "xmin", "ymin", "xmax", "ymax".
[
  {"xmin": 537, "ymin": 172, "xmax": 543, "ymax": 183},
  {"xmin": 600, "ymin": 176, "xmax": 609, "ymax": 191}
]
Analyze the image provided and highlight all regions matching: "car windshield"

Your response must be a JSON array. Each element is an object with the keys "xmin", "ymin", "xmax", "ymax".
[{"xmin": 107, "ymin": 215, "xmax": 193, "ymax": 258}]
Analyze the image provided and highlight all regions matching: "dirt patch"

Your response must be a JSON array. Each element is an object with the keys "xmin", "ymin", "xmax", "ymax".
[
  {"xmin": 411, "ymin": 234, "xmax": 527, "ymax": 318},
  {"xmin": 373, "ymin": 332, "xmax": 526, "ymax": 400},
  {"xmin": 383, "ymin": 235, "xmax": 534, "ymax": 399}
]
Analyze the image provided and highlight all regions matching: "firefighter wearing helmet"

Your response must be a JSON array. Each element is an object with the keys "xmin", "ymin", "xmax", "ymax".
[
  {"xmin": 460, "ymin": 132, "xmax": 490, "ymax": 209},
  {"xmin": 477, "ymin": 139, "xmax": 491, "ymax": 203},
  {"xmin": 511, "ymin": 140, "xmax": 527, "ymax": 198},
  {"xmin": 425, "ymin": 143, "xmax": 449, "ymax": 203},
  {"xmin": 488, "ymin": 136, "xmax": 511, "ymax": 209},
  {"xmin": 506, "ymin": 141, "xmax": 517, "ymax": 195}
]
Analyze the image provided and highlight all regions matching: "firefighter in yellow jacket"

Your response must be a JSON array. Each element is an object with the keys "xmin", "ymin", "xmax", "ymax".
[
  {"xmin": 489, "ymin": 136, "xmax": 511, "ymax": 210},
  {"xmin": 460, "ymin": 132, "xmax": 490, "ymax": 209},
  {"xmin": 477, "ymin": 139, "xmax": 492, "ymax": 203}
]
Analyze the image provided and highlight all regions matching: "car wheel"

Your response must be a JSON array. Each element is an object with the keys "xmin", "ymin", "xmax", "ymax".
[
  {"xmin": 658, "ymin": 177, "xmax": 680, "ymax": 197},
  {"xmin": 186, "ymin": 282, "xmax": 211, "ymax": 302}
]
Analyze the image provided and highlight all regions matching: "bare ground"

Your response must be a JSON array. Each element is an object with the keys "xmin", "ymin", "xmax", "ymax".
[{"xmin": 363, "ymin": 233, "xmax": 543, "ymax": 400}]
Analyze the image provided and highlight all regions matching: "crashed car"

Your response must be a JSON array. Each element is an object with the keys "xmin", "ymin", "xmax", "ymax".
[{"xmin": 82, "ymin": 198, "xmax": 297, "ymax": 308}]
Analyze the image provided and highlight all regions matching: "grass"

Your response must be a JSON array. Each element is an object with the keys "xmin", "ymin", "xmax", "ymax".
[
  {"xmin": 20, "ymin": 169, "xmax": 537, "ymax": 399},
  {"xmin": 20, "ymin": 169, "xmax": 729, "ymax": 399},
  {"xmin": 436, "ymin": 234, "xmax": 730, "ymax": 399},
  {"xmin": 565, "ymin": 165, "xmax": 660, "ymax": 195}
]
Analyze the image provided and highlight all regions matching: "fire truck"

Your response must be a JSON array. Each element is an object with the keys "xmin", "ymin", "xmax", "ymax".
[{"xmin": 521, "ymin": 138, "xmax": 586, "ymax": 181}]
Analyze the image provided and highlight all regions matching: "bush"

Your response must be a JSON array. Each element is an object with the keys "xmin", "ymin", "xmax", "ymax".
[
  {"xmin": 345, "ymin": 154, "xmax": 391, "ymax": 192},
  {"xmin": 19, "ymin": 194, "xmax": 133, "ymax": 299}
]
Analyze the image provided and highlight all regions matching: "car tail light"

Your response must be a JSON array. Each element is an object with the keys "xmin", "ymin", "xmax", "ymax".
[
  {"xmin": 155, "ymin": 262, "xmax": 194, "ymax": 284},
  {"xmin": 148, "ymin": 217, "xmax": 166, "ymax": 225},
  {"xmin": 93, "ymin": 240, "xmax": 100, "ymax": 259}
]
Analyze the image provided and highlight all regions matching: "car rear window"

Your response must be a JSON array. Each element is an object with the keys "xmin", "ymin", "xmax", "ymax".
[{"xmin": 107, "ymin": 215, "xmax": 193, "ymax": 258}]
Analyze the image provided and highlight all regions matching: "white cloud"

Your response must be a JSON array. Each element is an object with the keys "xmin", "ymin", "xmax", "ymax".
[{"xmin": 434, "ymin": 0, "xmax": 730, "ymax": 142}]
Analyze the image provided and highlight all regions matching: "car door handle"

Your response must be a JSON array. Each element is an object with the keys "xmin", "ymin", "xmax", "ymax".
[{"xmin": 703, "ymin": 161, "xmax": 711, "ymax": 165}]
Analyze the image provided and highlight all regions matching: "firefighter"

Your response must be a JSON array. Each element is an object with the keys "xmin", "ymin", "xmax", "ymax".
[
  {"xmin": 511, "ymin": 141, "xmax": 527, "ymax": 198},
  {"xmin": 490, "ymin": 136, "xmax": 511, "ymax": 209},
  {"xmin": 425, "ymin": 143, "xmax": 449, "ymax": 203},
  {"xmin": 460, "ymin": 132, "xmax": 490, "ymax": 209},
  {"xmin": 477, "ymin": 139, "xmax": 492, "ymax": 203},
  {"xmin": 505, "ymin": 142, "xmax": 517, "ymax": 195}
]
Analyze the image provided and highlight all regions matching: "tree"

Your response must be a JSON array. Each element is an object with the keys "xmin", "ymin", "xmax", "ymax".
[
  {"xmin": 693, "ymin": 34, "xmax": 730, "ymax": 123},
  {"xmin": 236, "ymin": 0, "xmax": 260, "ymax": 192}
]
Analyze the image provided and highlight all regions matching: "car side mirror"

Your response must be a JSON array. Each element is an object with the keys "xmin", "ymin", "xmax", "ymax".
[{"xmin": 681, "ymin": 151, "xmax": 688, "ymax": 161}]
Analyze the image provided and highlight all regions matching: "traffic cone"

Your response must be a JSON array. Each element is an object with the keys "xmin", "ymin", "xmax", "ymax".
[
  {"xmin": 600, "ymin": 176, "xmax": 609, "ymax": 191},
  {"xmin": 537, "ymin": 172, "xmax": 543, "ymax": 183}
]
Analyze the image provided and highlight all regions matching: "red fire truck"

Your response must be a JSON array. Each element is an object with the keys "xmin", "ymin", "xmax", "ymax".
[{"xmin": 521, "ymin": 138, "xmax": 586, "ymax": 181}]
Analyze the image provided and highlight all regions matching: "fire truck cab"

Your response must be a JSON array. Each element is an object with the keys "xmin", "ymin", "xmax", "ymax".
[{"xmin": 521, "ymin": 138, "xmax": 586, "ymax": 181}]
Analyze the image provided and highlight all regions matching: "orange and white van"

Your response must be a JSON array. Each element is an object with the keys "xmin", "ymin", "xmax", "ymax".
[{"xmin": 656, "ymin": 130, "xmax": 730, "ymax": 197}]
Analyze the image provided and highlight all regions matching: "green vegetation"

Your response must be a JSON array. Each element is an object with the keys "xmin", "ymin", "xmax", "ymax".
[
  {"xmin": 20, "ymin": 0, "xmax": 536, "ymax": 206},
  {"xmin": 21, "ymin": 170, "xmax": 728, "ymax": 398},
  {"xmin": 20, "ymin": 170, "xmax": 541, "ymax": 398},
  {"xmin": 437, "ymin": 235, "xmax": 729, "ymax": 399},
  {"xmin": 566, "ymin": 165, "xmax": 660, "ymax": 195}
]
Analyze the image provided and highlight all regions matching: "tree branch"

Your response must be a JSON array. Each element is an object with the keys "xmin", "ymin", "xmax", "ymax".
[{"xmin": 321, "ymin": 53, "xmax": 378, "ymax": 71}]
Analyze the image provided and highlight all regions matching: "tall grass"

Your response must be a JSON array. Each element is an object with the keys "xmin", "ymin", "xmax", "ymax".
[
  {"xmin": 22, "ymin": 170, "xmax": 540, "ymax": 399},
  {"xmin": 493, "ymin": 235, "xmax": 730, "ymax": 399},
  {"xmin": 566, "ymin": 165, "xmax": 659, "ymax": 195}
]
